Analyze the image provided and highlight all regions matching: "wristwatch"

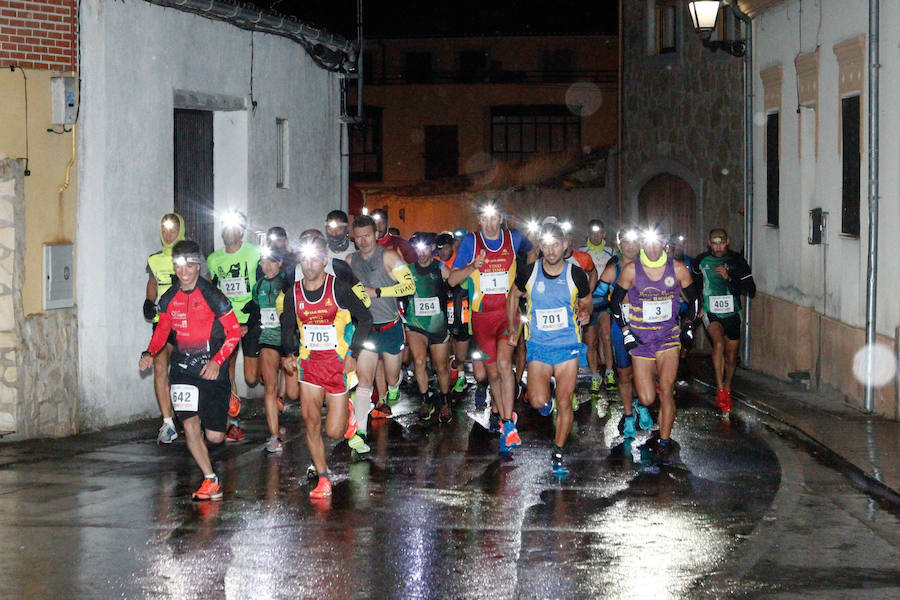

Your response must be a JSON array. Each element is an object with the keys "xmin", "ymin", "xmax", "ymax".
[{"xmin": 375, "ymin": 287, "xmax": 382, "ymax": 297}]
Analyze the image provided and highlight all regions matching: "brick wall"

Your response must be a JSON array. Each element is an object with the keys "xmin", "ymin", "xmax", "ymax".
[{"xmin": 0, "ymin": 0, "xmax": 76, "ymax": 71}]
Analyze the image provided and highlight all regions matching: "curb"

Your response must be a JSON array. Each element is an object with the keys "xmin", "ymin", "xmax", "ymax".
[{"xmin": 692, "ymin": 377, "xmax": 900, "ymax": 508}]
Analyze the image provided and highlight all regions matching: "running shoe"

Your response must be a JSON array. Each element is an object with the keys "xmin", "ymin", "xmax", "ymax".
[
  {"xmin": 386, "ymin": 388, "xmax": 401, "ymax": 406},
  {"xmin": 499, "ymin": 419, "xmax": 521, "ymax": 453},
  {"xmin": 345, "ymin": 399, "xmax": 358, "ymax": 439},
  {"xmin": 716, "ymin": 389, "xmax": 733, "ymax": 414},
  {"xmin": 452, "ymin": 375, "xmax": 468, "ymax": 393},
  {"xmin": 306, "ymin": 464, "xmax": 318, "ymax": 480},
  {"xmin": 310, "ymin": 476, "xmax": 332, "ymax": 499},
  {"xmin": 370, "ymin": 402, "xmax": 392, "ymax": 419},
  {"xmin": 228, "ymin": 393, "xmax": 241, "ymax": 418},
  {"xmin": 538, "ymin": 396, "xmax": 555, "ymax": 417},
  {"xmin": 636, "ymin": 404, "xmax": 653, "ymax": 430},
  {"xmin": 654, "ymin": 438, "xmax": 676, "ymax": 466},
  {"xmin": 590, "ymin": 376, "xmax": 602, "ymax": 396},
  {"xmin": 551, "ymin": 449, "xmax": 568, "ymax": 475},
  {"xmin": 418, "ymin": 400, "xmax": 435, "ymax": 421},
  {"xmin": 604, "ymin": 370, "xmax": 617, "ymax": 392},
  {"xmin": 623, "ymin": 414, "xmax": 636, "ymax": 438},
  {"xmin": 474, "ymin": 382, "xmax": 488, "ymax": 409},
  {"xmin": 439, "ymin": 402, "xmax": 452, "ymax": 424},
  {"xmin": 348, "ymin": 433, "xmax": 371, "ymax": 455},
  {"xmin": 516, "ymin": 381, "xmax": 529, "ymax": 404},
  {"xmin": 225, "ymin": 423, "xmax": 245, "ymax": 442},
  {"xmin": 192, "ymin": 477, "xmax": 223, "ymax": 501},
  {"xmin": 276, "ymin": 396, "xmax": 285, "ymax": 413},
  {"xmin": 157, "ymin": 422, "xmax": 178, "ymax": 444},
  {"xmin": 264, "ymin": 436, "xmax": 283, "ymax": 454},
  {"xmin": 595, "ymin": 395, "xmax": 608, "ymax": 419},
  {"xmin": 489, "ymin": 411, "xmax": 501, "ymax": 433}
]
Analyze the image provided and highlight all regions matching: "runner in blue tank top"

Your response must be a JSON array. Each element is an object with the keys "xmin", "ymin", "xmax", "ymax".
[
  {"xmin": 609, "ymin": 227, "xmax": 699, "ymax": 466},
  {"xmin": 507, "ymin": 222, "xmax": 592, "ymax": 474}
]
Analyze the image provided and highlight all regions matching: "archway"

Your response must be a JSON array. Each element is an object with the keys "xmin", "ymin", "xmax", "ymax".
[{"xmin": 638, "ymin": 173, "xmax": 699, "ymax": 255}]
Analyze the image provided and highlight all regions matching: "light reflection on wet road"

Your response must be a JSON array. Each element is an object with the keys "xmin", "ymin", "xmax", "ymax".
[{"xmin": 0, "ymin": 379, "xmax": 894, "ymax": 599}]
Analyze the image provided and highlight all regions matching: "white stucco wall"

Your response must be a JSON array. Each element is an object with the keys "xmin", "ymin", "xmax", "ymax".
[
  {"xmin": 751, "ymin": 0, "xmax": 899, "ymax": 334},
  {"xmin": 77, "ymin": 0, "xmax": 342, "ymax": 427}
]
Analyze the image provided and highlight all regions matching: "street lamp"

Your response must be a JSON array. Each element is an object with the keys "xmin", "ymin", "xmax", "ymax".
[{"xmin": 687, "ymin": 0, "xmax": 746, "ymax": 57}]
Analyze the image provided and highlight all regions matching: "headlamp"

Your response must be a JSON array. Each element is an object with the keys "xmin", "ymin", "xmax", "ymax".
[
  {"xmin": 642, "ymin": 228, "xmax": 663, "ymax": 245},
  {"xmin": 361, "ymin": 207, "xmax": 369, "ymax": 216},
  {"xmin": 372, "ymin": 213, "xmax": 382, "ymax": 222},
  {"xmin": 173, "ymin": 254, "xmax": 202, "ymax": 267},
  {"xmin": 220, "ymin": 211, "xmax": 245, "ymax": 230},
  {"xmin": 710, "ymin": 236, "xmax": 726, "ymax": 244},
  {"xmin": 526, "ymin": 220, "xmax": 540, "ymax": 234},
  {"xmin": 541, "ymin": 233, "xmax": 559, "ymax": 245},
  {"xmin": 261, "ymin": 246, "xmax": 274, "ymax": 259},
  {"xmin": 561, "ymin": 221, "xmax": 572, "ymax": 233},
  {"xmin": 299, "ymin": 242, "xmax": 324, "ymax": 261},
  {"xmin": 328, "ymin": 220, "xmax": 343, "ymax": 229},
  {"xmin": 480, "ymin": 204, "xmax": 497, "ymax": 218},
  {"xmin": 621, "ymin": 229, "xmax": 640, "ymax": 243},
  {"xmin": 162, "ymin": 219, "xmax": 177, "ymax": 231},
  {"xmin": 414, "ymin": 241, "xmax": 428, "ymax": 252},
  {"xmin": 590, "ymin": 224, "xmax": 601, "ymax": 233},
  {"xmin": 268, "ymin": 233, "xmax": 280, "ymax": 241}
]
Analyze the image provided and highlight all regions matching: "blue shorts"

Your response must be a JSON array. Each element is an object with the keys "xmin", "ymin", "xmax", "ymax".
[
  {"xmin": 610, "ymin": 322, "xmax": 632, "ymax": 369},
  {"xmin": 526, "ymin": 342, "xmax": 582, "ymax": 366},
  {"xmin": 587, "ymin": 298, "xmax": 609, "ymax": 327},
  {"xmin": 366, "ymin": 319, "xmax": 407, "ymax": 355}
]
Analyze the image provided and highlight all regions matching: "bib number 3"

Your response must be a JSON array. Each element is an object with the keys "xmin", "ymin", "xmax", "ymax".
[
  {"xmin": 643, "ymin": 300, "xmax": 672, "ymax": 323},
  {"xmin": 171, "ymin": 384, "xmax": 199, "ymax": 412}
]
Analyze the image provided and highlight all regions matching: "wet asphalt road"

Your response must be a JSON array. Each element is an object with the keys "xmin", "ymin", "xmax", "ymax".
[{"xmin": 0, "ymin": 376, "xmax": 896, "ymax": 599}]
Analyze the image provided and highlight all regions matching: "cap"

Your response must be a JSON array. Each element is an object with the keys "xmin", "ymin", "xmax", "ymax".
[
  {"xmin": 436, "ymin": 233, "xmax": 454, "ymax": 248},
  {"xmin": 452, "ymin": 227, "xmax": 467, "ymax": 239}
]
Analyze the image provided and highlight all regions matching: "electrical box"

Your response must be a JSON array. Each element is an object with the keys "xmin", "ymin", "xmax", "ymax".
[
  {"xmin": 51, "ymin": 77, "xmax": 77, "ymax": 125},
  {"xmin": 43, "ymin": 243, "xmax": 74, "ymax": 310},
  {"xmin": 808, "ymin": 208, "xmax": 827, "ymax": 245}
]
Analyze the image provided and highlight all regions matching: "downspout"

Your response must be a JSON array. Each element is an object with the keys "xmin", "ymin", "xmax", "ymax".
[
  {"xmin": 863, "ymin": 0, "xmax": 880, "ymax": 413},
  {"xmin": 617, "ymin": 0, "xmax": 624, "ymax": 224},
  {"xmin": 732, "ymin": 2, "xmax": 753, "ymax": 365}
]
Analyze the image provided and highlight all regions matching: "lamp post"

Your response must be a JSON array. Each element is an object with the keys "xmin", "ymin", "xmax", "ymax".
[{"xmin": 687, "ymin": 0, "xmax": 746, "ymax": 57}]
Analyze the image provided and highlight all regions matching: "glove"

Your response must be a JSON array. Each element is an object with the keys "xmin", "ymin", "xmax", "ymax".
[
  {"xmin": 680, "ymin": 320, "xmax": 695, "ymax": 348},
  {"xmin": 143, "ymin": 299, "xmax": 157, "ymax": 321},
  {"xmin": 622, "ymin": 327, "xmax": 642, "ymax": 352}
]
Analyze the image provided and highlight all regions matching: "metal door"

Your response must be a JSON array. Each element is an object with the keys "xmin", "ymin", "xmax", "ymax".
[{"xmin": 174, "ymin": 109, "xmax": 214, "ymax": 256}]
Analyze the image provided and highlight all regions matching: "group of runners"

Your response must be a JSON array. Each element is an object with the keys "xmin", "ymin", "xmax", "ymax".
[{"xmin": 139, "ymin": 203, "xmax": 754, "ymax": 502}]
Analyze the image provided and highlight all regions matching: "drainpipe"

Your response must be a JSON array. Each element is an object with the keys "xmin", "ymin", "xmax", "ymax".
[
  {"xmin": 731, "ymin": 2, "xmax": 753, "ymax": 365},
  {"xmin": 863, "ymin": 0, "xmax": 880, "ymax": 413}
]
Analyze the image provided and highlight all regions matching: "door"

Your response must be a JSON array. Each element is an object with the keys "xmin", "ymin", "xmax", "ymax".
[
  {"xmin": 638, "ymin": 173, "xmax": 697, "ymax": 253},
  {"xmin": 174, "ymin": 109, "xmax": 214, "ymax": 256},
  {"xmin": 424, "ymin": 125, "xmax": 458, "ymax": 180}
]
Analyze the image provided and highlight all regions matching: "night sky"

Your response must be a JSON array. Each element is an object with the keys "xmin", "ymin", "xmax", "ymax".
[{"xmin": 252, "ymin": 0, "xmax": 618, "ymax": 40}]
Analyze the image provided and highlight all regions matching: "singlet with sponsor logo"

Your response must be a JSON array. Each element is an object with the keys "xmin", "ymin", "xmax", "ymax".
[
  {"xmin": 521, "ymin": 261, "xmax": 583, "ymax": 347},
  {"xmin": 292, "ymin": 274, "xmax": 352, "ymax": 361},
  {"xmin": 406, "ymin": 260, "xmax": 447, "ymax": 333},
  {"xmin": 470, "ymin": 230, "xmax": 517, "ymax": 313},
  {"xmin": 626, "ymin": 258, "xmax": 680, "ymax": 342}
]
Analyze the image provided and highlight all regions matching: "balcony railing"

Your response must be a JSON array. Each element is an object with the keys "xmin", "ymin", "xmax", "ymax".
[{"xmin": 363, "ymin": 69, "xmax": 617, "ymax": 85}]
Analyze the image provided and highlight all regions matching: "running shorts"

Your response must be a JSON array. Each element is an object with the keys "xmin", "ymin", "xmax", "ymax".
[{"xmin": 471, "ymin": 310, "xmax": 509, "ymax": 365}]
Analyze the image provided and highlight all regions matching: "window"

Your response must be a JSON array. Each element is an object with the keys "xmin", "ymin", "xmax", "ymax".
[
  {"xmin": 541, "ymin": 49, "xmax": 575, "ymax": 81},
  {"xmin": 458, "ymin": 50, "xmax": 488, "ymax": 82},
  {"xmin": 765, "ymin": 112, "xmax": 780, "ymax": 227},
  {"xmin": 276, "ymin": 118, "xmax": 289, "ymax": 189},
  {"xmin": 841, "ymin": 95, "xmax": 860, "ymax": 237},
  {"xmin": 491, "ymin": 105, "xmax": 580, "ymax": 163},
  {"xmin": 362, "ymin": 51, "xmax": 374, "ymax": 85},
  {"xmin": 655, "ymin": 0, "xmax": 677, "ymax": 54},
  {"xmin": 349, "ymin": 107, "xmax": 382, "ymax": 182},
  {"xmin": 405, "ymin": 52, "xmax": 432, "ymax": 83},
  {"xmin": 424, "ymin": 126, "xmax": 458, "ymax": 180}
]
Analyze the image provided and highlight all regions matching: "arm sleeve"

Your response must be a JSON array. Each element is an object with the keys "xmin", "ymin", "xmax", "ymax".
[
  {"xmin": 729, "ymin": 255, "xmax": 756, "ymax": 297},
  {"xmin": 571, "ymin": 266, "xmax": 591, "ymax": 298},
  {"xmin": 280, "ymin": 284, "xmax": 300, "ymax": 356},
  {"xmin": 333, "ymin": 258, "xmax": 360, "ymax": 286},
  {"xmin": 379, "ymin": 263, "xmax": 416, "ymax": 297},
  {"xmin": 691, "ymin": 252, "xmax": 706, "ymax": 287},
  {"xmin": 212, "ymin": 310, "xmax": 242, "ymax": 366},
  {"xmin": 610, "ymin": 284, "xmax": 630, "ymax": 328},
  {"xmin": 514, "ymin": 262, "xmax": 534, "ymax": 292},
  {"xmin": 335, "ymin": 279, "xmax": 373, "ymax": 357},
  {"xmin": 682, "ymin": 281, "xmax": 699, "ymax": 321},
  {"xmin": 146, "ymin": 311, "xmax": 173, "ymax": 355}
]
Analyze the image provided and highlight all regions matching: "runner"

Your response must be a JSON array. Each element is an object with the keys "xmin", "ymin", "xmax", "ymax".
[
  {"xmin": 507, "ymin": 222, "xmax": 592, "ymax": 471},
  {"xmin": 348, "ymin": 214, "xmax": 416, "ymax": 435},
  {"xmin": 610, "ymin": 227, "xmax": 699, "ymax": 465},
  {"xmin": 581, "ymin": 219, "xmax": 617, "ymax": 395},
  {"xmin": 266, "ymin": 226, "xmax": 298, "ymax": 279},
  {"xmin": 206, "ymin": 211, "xmax": 262, "ymax": 441},
  {"xmin": 596, "ymin": 227, "xmax": 648, "ymax": 433},
  {"xmin": 144, "ymin": 213, "xmax": 184, "ymax": 443},
  {"xmin": 449, "ymin": 203, "xmax": 532, "ymax": 453},
  {"xmin": 406, "ymin": 233, "xmax": 454, "ymax": 423},
  {"xmin": 246, "ymin": 247, "xmax": 297, "ymax": 453},
  {"xmin": 139, "ymin": 240, "xmax": 242, "ymax": 501},
  {"xmin": 325, "ymin": 210, "xmax": 354, "ymax": 262},
  {"xmin": 371, "ymin": 208, "xmax": 417, "ymax": 263},
  {"xmin": 281, "ymin": 235, "xmax": 373, "ymax": 499},
  {"xmin": 691, "ymin": 229, "xmax": 755, "ymax": 415}
]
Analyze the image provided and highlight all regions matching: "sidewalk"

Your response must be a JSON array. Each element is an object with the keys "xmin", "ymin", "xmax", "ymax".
[{"xmin": 687, "ymin": 355, "xmax": 900, "ymax": 502}]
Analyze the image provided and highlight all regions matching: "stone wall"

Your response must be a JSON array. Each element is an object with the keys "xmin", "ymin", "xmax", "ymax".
[
  {"xmin": 621, "ymin": 1, "xmax": 746, "ymax": 252},
  {"xmin": 0, "ymin": 157, "xmax": 79, "ymax": 440}
]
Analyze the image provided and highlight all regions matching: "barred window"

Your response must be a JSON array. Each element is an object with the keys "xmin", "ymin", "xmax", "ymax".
[
  {"xmin": 350, "ymin": 107, "xmax": 383, "ymax": 182},
  {"xmin": 276, "ymin": 118, "xmax": 289, "ymax": 189},
  {"xmin": 491, "ymin": 105, "xmax": 580, "ymax": 163}
]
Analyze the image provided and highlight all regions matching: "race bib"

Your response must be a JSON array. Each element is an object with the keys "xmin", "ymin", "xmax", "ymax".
[
  {"xmin": 643, "ymin": 299, "xmax": 672, "ymax": 323},
  {"xmin": 622, "ymin": 304, "xmax": 631, "ymax": 322},
  {"xmin": 481, "ymin": 271, "xmax": 509, "ymax": 295},
  {"xmin": 709, "ymin": 295, "xmax": 734, "ymax": 314},
  {"xmin": 414, "ymin": 296, "xmax": 440, "ymax": 316},
  {"xmin": 535, "ymin": 307, "xmax": 568, "ymax": 331},
  {"xmin": 303, "ymin": 324, "xmax": 338, "ymax": 351},
  {"xmin": 170, "ymin": 384, "xmax": 199, "ymax": 412},
  {"xmin": 222, "ymin": 277, "xmax": 247, "ymax": 298},
  {"xmin": 260, "ymin": 307, "xmax": 279, "ymax": 329},
  {"xmin": 446, "ymin": 302, "xmax": 455, "ymax": 324}
]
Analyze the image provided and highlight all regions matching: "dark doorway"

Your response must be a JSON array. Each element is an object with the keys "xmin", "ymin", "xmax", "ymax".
[
  {"xmin": 174, "ymin": 109, "xmax": 214, "ymax": 256},
  {"xmin": 638, "ymin": 173, "xmax": 698, "ymax": 254},
  {"xmin": 424, "ymin": 125, "xmax": 458, "ymax": 180}
]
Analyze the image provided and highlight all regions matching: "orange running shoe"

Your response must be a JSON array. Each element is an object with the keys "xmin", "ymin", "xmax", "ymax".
[
  {"xmin": 228, "ymin": 393, "xmax": 242, "ymax": 418},
  {"xmin": 370, "ymin": 402, "xmax": 392, "ymax": 419},
  {"xmin": 345, "ymin": 399, "xmax": 358, "ymax": 439},
  {"xmin": 192, "ymin": 477, "xmax": 223, "ymax": 501},
  {"xmin": 310, "ymin": 475, "xmax": 332, "ymax": 499},
  {"xmin": 716, "ymin": 388, "xmax": 733, "ymax": 414},
  {"xmin": 225, "ymin": 423, "xmax": 245, "ymax": 442}
]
